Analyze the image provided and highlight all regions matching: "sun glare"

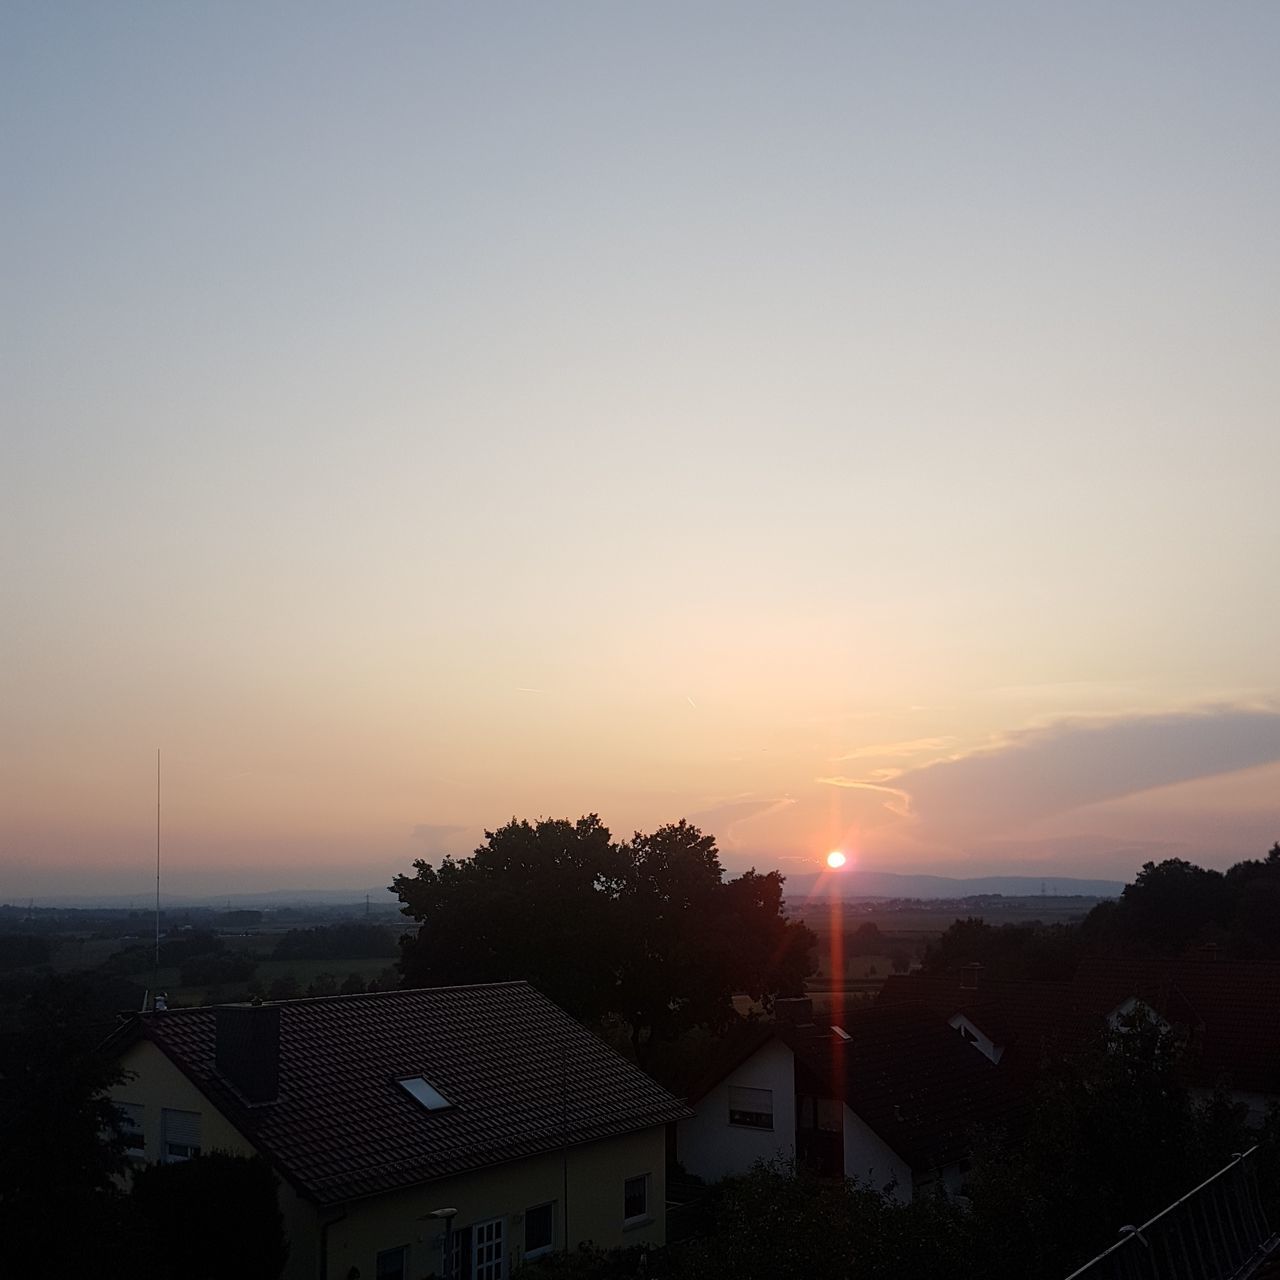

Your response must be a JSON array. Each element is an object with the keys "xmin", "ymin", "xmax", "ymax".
[{"xmin": 826, "ymin": 850, "xmax": 847, "ymax": 869}]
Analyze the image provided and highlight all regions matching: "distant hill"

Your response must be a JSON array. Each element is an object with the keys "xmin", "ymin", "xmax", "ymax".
[
  {"xmin": 13, "ymin": 887, "xmax": 395, "ymax": 910},
  {"xmin": 782, "ymin": 871, "xmax": 1124, "ymax": 900},
  {"xmin": 16, "ymin": 873, "xmax": 1123, "ymax": 911}
]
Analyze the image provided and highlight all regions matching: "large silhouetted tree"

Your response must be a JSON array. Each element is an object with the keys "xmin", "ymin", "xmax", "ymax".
[
  {"xmin": 0, "ymin": 974, "xmax": 132, "ymax": 1272},
  {"xmin": 393, "ymin": 814, "xmax": 623, "ymax": 1021},
  {"xmin": 392, "ymin": 815, "xmax": 814, "ymax": 1062}
]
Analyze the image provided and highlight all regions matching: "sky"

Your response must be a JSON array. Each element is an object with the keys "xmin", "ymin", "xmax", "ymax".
[{"xmin": 3, "ymin": 3, "xmax": 1279, "ymax": 898}]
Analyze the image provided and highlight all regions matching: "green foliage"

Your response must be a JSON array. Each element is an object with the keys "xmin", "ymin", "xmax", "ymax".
[
  {"xmin": 677, "ymin": 1163, "xmax": 971, "ymax": 1280},
  {"xmin": 964, "ymin": 1010, "xmax": 1250, "ymax": 1279},
  {"xmin": 340, "ymin": 971, "xmax": 366, "ymax": 994},
  {"xmin": 127, "ymin": 1151, "xmax": 288, "ymax": 1280},
  {"xmin": 0, "ymin": 934, "xmax": 54, "ymax": 970},
  {"xmin": 845, "ymin": 921, "xmax": 886, "ymax": 956},
  {"xmin": 1077, "ymin": 850, "xmax": 1280, "ymax": 958},
  {"xmin": 105, "ymin": 930, "xmax": 226, "ymax": 976},
  {"xmin": 271, "ymin": 922, "xmax": 398, "ymax": 962},
  {"xmin": 0, "ymin": 974, "xmax": 133, "ymax": 1271},
  {"xmin": 211, "ymin": 909, "xmax": 263, "ymax": 928},
  {"xmin": 266, "ymin": 974, "xmax": 301, "ymax": 1001},
  {"xmin": 394, "ymin": 815, "xmax": 623, "ymax": 1021},
  {"xmin": 393, "ymin": 816, "xmax": 814, "ymax": 1062},
  {"xmin": 921, "ymin": 916, "xmax": 1081, "ymax": 980},
  {"xmin": 178, "ymin": 950, "xmax": 257, "ymax": 987}
]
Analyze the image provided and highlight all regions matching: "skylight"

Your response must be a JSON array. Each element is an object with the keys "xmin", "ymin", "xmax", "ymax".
[{"xmin": 398, "ymin": 1076, "xmax": 451, "ymax": 1111}]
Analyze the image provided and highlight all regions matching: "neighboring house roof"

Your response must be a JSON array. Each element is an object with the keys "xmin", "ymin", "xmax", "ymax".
[
  {"xmin": 1072, "ymin": 957, "xmax": 1280, "ymax": 1095},
  {"xmin": 877, "ymin": 973, "xmax": 1100, "ymax": 1080},
  {"xmin": 880, "ymin": 958, "xmax": 1280, "ymax": 1097},
  {"xmin": 806, "ymin": 1002, "xmax": 1012, "ymax": 1172},
  {"xmin": 683, "ymin": 1020, "xmax": 780, "ymax": 1105},
  {"xmin": 111, "ymin": 982, "xmax": 691, "ymax": 1206}
]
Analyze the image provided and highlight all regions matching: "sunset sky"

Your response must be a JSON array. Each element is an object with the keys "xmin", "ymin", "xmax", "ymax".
[{"xmin": 4, "ymin": 4, "xmax": 1279, "ymax": 897}]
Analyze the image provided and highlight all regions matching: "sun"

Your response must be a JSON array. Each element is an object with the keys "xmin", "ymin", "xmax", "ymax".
[{"xmin": 826, "ymin": 850, "xmax": 847, "ymax": 869}]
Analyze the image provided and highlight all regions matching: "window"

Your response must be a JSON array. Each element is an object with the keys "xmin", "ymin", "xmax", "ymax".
[
  {"xmin": 472, "ymin": 1218, "xmax": 504, "ymax": 1280},
  {"xmin": 524, "ymin": 1202, "xmax": 554, "ymax": 1258},
  {"xmin": 160, "ymin": 1108, "xmax": 201, "ymax": 1162},
  {"xmin": 398, "ymin": 1076, "xmax": 451, "ymax": 1111},
  {"xmin": 116, "ymin": 1102, "xmax": 145, "ymax": 1157},
  {"xmin": 728, "ymin": 1085, "xmax": 774, "ymax": 1130},
  {"xmin": 623, "ymin": 1174, "xmax": 649, "ymax": 1224},
  {"xmin": 376, "ymin": 1245, "xmax": 408, "ymax": 1280}
]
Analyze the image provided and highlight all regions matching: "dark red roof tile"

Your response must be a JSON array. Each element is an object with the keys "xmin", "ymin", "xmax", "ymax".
[{"xmin": 130, "ymin": 982, "xmax": 691, "ymax": 1205}]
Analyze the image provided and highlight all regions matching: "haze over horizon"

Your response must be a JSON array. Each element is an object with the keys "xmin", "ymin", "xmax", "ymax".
[{"xmin": 4, "ymin": 4, "xmax": 1278, "ymax": 899}]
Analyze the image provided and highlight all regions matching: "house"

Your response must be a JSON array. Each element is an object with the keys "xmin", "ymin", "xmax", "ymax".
[
  {"xmin": 677, "ymin": 998, "xmax": 1008, "ymax": 1202},
  {"xmin": 1072, "ymin": 956, "xmax": 1280, "ymax": 1123},
  {"xmin": 880, "ymin": 958, "xmax": 1280, "ymax": 1125},
  {"xmin": 877, "ymin": 965, "xmax": 1094, "ymax": 1088},
  {"xmin": 106, "ymin": 982, "xmax": 691, "ymax": 1280}
]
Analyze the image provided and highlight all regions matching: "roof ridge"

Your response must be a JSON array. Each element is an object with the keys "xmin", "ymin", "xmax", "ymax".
[{"xmin": 145, "ymin": 979, "xmax": 538, "ymax": 1016}]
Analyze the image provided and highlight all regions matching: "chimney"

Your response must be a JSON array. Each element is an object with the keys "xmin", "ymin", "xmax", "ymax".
[
  {"xmin": 774, "ymin": 997, "xmax": 814, "ymax": 1028},
  {"xmin": 960, "ymin": 963, "xmax": 983, "ymax": 992},
  {"xmin": 215, "ymin": 1003, "xmax": 280, "ymax": 1104}
]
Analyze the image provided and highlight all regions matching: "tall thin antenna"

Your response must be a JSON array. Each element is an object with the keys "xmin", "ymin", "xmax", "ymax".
[{"xmin": 153, "ymin": 749, "xmax": 161, "ymax": 1007}]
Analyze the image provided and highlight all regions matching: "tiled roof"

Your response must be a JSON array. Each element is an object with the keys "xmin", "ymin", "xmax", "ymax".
[
  {"xmin": 683, "ymin": 1020, "xmax": 779, "ymax": 1104},
  {"xmin": 880, "ymin": 959, "xmax": 1280, "ymax": 1096},
  {"xmin": 1072, "ymin": 957, "xmax": 1280, "ymax": 1095},
  {"xmin": 805, "ymin": 1002, "xmax": 1013, "ymax": 1171},
  {"xmin": 123, "ymin": 983, "xmax": 691, "ymax": 1205},
  {"xmin": 877, "ymin": 973, "xmax": 1101, "ymax": 1080}
]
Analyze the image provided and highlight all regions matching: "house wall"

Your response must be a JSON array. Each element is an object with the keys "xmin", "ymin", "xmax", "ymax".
[
  {"xmin": 677, "ymin": 1038, "xmax": 796, "ymax": 1182},
  {"xmin": 841, "ymin": 1104, "xmax": 912, "ymax": 1204},
  {"xmin": 112, "ymin": 1040, "xmax": 320, "ymax": 1280},
  {"xmin": 111, "ymin": 1040, "xmax": 666, "ymax": 1280},
  {"xmin": 326, "ymin": 1125, "xmax": 666, "ymax": 1280}
]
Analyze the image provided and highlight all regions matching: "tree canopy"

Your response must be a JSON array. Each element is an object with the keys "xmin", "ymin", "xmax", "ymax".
[
  {"xmin": 0, "ymin": 974, "xmax": 132, "ymax": 1272},
  {"xmin": 392, "ymin": 815, "xmax": 814, "ymax": 1062}
]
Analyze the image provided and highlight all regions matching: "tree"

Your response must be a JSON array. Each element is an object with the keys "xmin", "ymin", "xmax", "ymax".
[
  {"xmin": 921, "ymin": 917, "xmax": 1081, "ymax": 981},
  {"xmin": 394, "ymin": 815, "xmax": 622, "ymax": 1022},
  {"xmin": 128, "ymin": 1152, "xmax": 288, "ymax": 1280},
  {"xmin": 307, "ymin": 972, "xmax": 338, "ymax": 997},
  {"xmin": 680, "ymin": 1162, "xmax": 971, "ymax": 1280},
  {"xmin": 393, "ymin": 816, "xmax": 815, "ymax": 1063},
  {"xmin": 1114, "ymin": 859, "xmax": 1228, "ymax": 954},
  {"xmin": 963, "ymin": 1009, "xmax": 1241, "ymax": 1279},
  {"xmin": 0, "ymin": 974, "xmax": 133, "ymax": 1272}
]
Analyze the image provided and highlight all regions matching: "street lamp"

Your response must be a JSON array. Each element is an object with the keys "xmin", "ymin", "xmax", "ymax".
[{"xmin": 423, "ymin": 1207, "xmax": 458, "ymax": 1279}]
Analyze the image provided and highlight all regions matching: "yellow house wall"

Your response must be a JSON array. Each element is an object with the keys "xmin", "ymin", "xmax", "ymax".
[
  {"xmin": 327, "ymin": 1125, "xmax": 666, "ymax": 1280},
  {"xmin": 111, "ymin": 1040, "xmax": 320, "ymax": 1280},
  {"xmin": 112, "ymin": 1039, "xmax": 666, "ymax": 1280}
]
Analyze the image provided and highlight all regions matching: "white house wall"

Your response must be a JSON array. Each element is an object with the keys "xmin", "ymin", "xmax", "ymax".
[
  {"xmin": 841, "ymin": 1104, "xmax": 913, "ymax": 1204},
  {"xmin": 678, "ymin": 1038, "xmax": 796, "ymax": 1182}
]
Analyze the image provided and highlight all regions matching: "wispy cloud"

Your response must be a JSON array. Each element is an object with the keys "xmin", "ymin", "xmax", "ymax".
[
  {"xmin": 892, "ymin": 705, "xmax": 1280, "ymax": 837},
  {"xmin": 832, "ymin": 736, "xmax": 957, "ymax": 763},
  {"xmin": 813, "ymin": 777, "xmax": 913, "ymax": 815},
  {"xmin": 410, "ymin": 823, "xmax": 472, "ymax": 849},
  {"xmin": 687, "ymin": 797, "xmax": 797, "ymax": 849}
]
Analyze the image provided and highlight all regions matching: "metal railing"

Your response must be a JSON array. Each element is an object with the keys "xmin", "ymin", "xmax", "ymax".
[{"xmin": 1065, "ymin": 1147, "xmax": 1278, "ymax": 1280}]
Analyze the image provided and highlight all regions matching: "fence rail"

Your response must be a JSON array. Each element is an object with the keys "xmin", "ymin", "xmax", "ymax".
[{"xmin": 1065, "ymin": 1147, "xmax": 1278, "ymax": 1280}]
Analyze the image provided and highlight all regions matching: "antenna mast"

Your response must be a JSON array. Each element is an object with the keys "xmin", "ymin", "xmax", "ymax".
[{"xmin": 153, "ymin": 749, "xmax": 161, "ymax": 1006}]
